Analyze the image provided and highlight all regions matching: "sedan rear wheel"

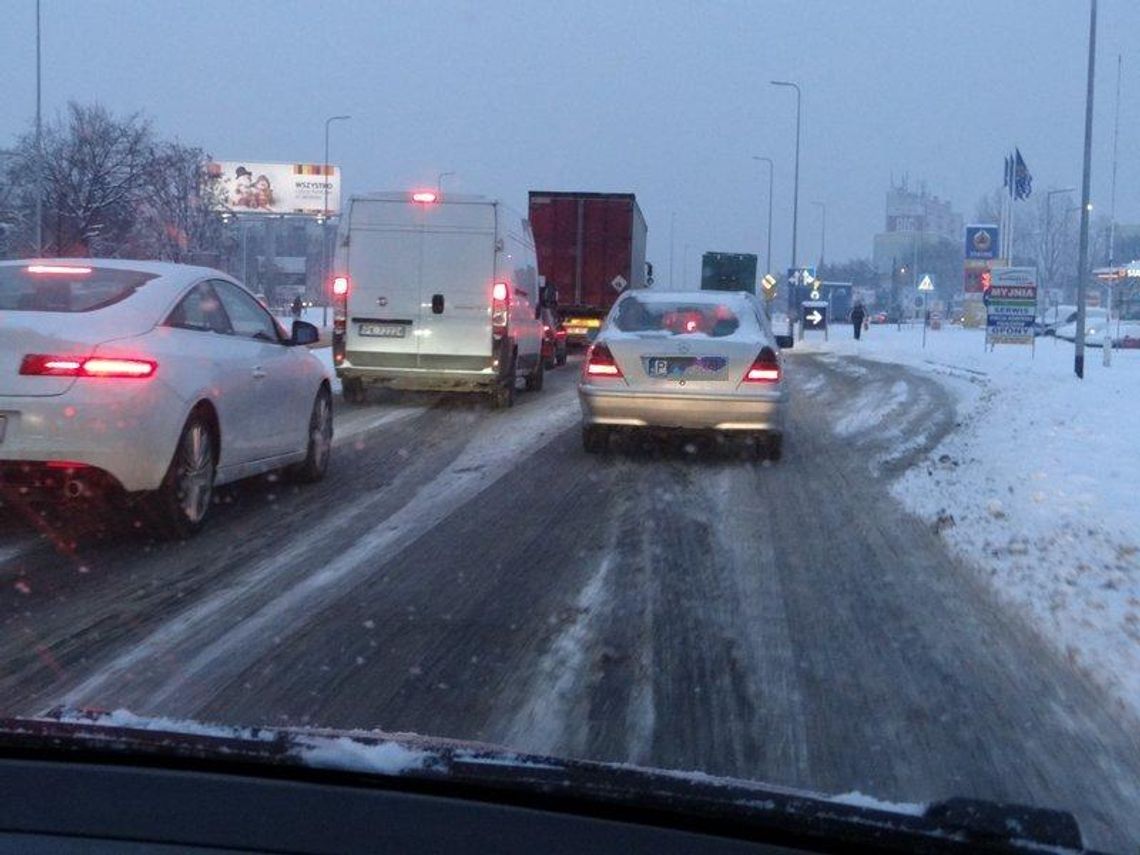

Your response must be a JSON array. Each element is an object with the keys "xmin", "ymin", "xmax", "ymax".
[
  {"xmin": 289, "ymin": 387, "xmax": 333, "ymax": 483},
  {"xmin": 149, "ymin": 411, "xmax": 216, "ymax": 539}
]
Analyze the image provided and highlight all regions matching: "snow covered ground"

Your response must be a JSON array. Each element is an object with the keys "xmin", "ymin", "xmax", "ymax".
[{"xmin": 799, "ymin": 323, "xmax": 1140, "ymax": 718}]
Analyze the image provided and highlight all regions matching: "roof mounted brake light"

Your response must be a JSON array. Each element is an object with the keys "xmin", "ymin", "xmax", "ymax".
[
  {"xmin": 412, "ymin": 191, "xmax": 438, "ymax": 203},
  {"xmin": 26, "ymin": 264, "xmax": 93, "ymax": 275}
]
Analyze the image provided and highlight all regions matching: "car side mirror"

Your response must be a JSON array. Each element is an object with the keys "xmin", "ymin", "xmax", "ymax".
[
  {"xmin": 775, "ymin": 334, "xmax": 794, "ymax": 350},
  {"xmin": 291, "ymin": 320, "xmax": 320, "ymax": 346}
]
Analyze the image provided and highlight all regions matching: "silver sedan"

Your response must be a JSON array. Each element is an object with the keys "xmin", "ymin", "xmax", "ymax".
[{"xmin": 578, "ymin": 290, "xmax": 790, "ymax": 459}]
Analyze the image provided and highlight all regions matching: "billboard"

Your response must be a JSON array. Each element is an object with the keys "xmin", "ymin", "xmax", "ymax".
[
  {"xmin": 965, "ymin": 224, "xmax": 999, "ymax": 260},
  {"xmin": 985, "ymin": 267, "xmax": 1037, "ymax": 347},
  {"xmin": 205, "ymin": 161, "xmax": 340, "ymax": 215}
]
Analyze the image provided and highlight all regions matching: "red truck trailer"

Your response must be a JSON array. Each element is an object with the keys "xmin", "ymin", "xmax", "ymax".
[{"xmin": 528, "ymin": 191, "xmax": 648, "ymax": 344}]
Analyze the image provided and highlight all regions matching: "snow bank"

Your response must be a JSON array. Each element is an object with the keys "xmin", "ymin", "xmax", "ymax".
[{"xmin": 801, "ymin": 325, "xmax": 1140, "ymax": 717}]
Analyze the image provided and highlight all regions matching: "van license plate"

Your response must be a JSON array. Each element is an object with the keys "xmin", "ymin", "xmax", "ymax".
[{"xmin": 359, "ymin": 323, "xmax": 407, "ymax": 338}]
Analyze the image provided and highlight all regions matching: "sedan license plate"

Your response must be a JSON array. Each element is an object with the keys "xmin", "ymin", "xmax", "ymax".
[
  {"xmin": 359, "ymin": 323, "xmax": 407, "ymax": 338},
  {"xmin": 644, "ymin": 356, "xmax": 727, "ymax": 380}
]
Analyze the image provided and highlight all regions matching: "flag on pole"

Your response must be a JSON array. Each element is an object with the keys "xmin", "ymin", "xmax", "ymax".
[
  {"xmin": 1014, "ymin": 148, "xmax": 1033, "ymax": 200},
  {"xmin": 1003, "ymin": 154, "xmax": 1014, "ymax": 196}
]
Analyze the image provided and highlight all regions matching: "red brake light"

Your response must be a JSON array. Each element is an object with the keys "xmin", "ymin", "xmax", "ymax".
[
  {"xmin": 585, "ymin": 343, "xmax": 622, "ymax": 377},
  {"xmin": 743, "ymin": 348, "xmax": 780, "ymax": 383},
  {"xmin": 492, "ymin": 282, "xmax": 509, "ymax": 302},
  {"xmin": 26, "ymin": 264, "xmax": 92, "ymax": 275},
  {"xmin": 412, "ymin": 191, "xmax": 438, "ymax": 203},
  {"xmin": 332, "ymin": 276, "xmax": 349, "ymax": 296},
  {"xmin": 20, "ymin": 354, "xmax": 156, "ymax": 379}
]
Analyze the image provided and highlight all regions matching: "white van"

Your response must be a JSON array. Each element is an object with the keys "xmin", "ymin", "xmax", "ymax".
[{"xmin": 332, "ymin": 192, "xmax": 546, "ymax": 408}]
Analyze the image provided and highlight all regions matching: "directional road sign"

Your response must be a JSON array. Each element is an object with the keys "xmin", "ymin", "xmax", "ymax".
[{"xmin": 801, "ymin": 300, "xmax": 828, "ymax": 331}]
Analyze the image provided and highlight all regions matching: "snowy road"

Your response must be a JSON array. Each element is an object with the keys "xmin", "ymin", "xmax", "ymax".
[{"xmin": 2, "ymin": 353, "xmax": 1139, "ymax": 850}]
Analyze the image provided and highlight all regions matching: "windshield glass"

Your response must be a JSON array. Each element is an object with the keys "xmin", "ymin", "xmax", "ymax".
[
  {"xmin": 2, "ymin": 3, "xmax": 1140, "ymax": 853},
  {"xmin": 0, "ymin": 266, "xmax": 155, "ymax": 312}
]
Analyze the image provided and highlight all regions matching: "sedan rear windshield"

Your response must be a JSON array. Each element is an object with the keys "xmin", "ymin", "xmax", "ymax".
[
  {"xmin": 0, "ymin": 266, "xmax": 157, "ymax": 312},
  {"xmin": 612, "ymin": 297, "xmax": 743, "ymax": 337}
]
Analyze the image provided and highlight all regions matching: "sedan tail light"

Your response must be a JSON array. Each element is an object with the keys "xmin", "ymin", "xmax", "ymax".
[
  {"xmin": 743, "ymin": 347, "xmax": 780, "ymax": 383},
  {"xmin": 20, "ymin": 354, "xmax": 157, "ymax": 379},
  {"xmin": 585, "ymin": 343, "xmax": 622, "ymax": 378}
]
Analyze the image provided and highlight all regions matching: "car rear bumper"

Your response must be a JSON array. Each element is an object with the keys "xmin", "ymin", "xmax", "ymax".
[
  {"xmin": 0, "ymin": 382, "xmax": 181, "ymax": 493},
  {"xmin": 578, "ymin": 383, "xmax": 785, "ymax": 432},
  {"xmin": 338, "ymin": 352, "xmax": 500, "ymax": 392}
]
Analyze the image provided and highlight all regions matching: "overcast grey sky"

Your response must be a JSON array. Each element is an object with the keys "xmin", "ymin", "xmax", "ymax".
[{"xmin": 2, "ymin": 1, "xmax": 1138, "ymax": 282}]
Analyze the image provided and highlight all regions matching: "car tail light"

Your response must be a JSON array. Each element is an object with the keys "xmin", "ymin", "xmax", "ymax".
[
  {"xmin": 20, "ymin": 354, "xmax": 157, "ymax": 378},
  {"xmin": 26, "ymin": 264, "xmax": 92, "ymax": 275},
  {"xmin": 743, "ymin": 347, "xmax": 780, "ymax": 383},
  {"xmin": 585, "ymin": 343, "xmax": 622, "ymax": 378},
  {"xmin": 492, "ymin": 282, "xmax": 510, "ymax": 337}
]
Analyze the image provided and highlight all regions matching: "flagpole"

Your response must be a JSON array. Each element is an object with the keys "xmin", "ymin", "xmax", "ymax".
[{"xmin": 1012, "ymin": 149, "xmax": 1021, "ymax": 266}]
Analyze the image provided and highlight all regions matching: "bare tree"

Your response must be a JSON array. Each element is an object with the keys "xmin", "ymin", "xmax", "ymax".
[
  {"xmin": 128, "ymin": 141, "xmax": 225, "ymax": 262},
  {"xmin": 1033, "ymin": 191, "xmax": 1079, "ymax": 295}
]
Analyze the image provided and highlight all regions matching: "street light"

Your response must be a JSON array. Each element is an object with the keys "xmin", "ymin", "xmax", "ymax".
[
  {"xmin": 322, "ymin": 115, "xmax": 351, "ymax": 311},
  {"xmin": 323, "ymin": 115, "xmax": 351, "ymax": 217},
  {"xmin": 437, "ymin": 171, "xmax": 455, "ymax": 196},
  {"xmin": 1074, "ymin": 0, "xmax": 1097, "ymax": 379},
  {"xmin": 771, "ymin": 80, "xmax": 801, "ymax": 335},
  {"xmin": 811, "ymin": 201, "xmax": 826, "ymax": 269},
  {"xmin": 752, "ymin": 156, "xmax": 774, "ymax": 276},
  {"xmin": 1045, "ymin": 188, "xmax": 1076, "ymax": 293}
]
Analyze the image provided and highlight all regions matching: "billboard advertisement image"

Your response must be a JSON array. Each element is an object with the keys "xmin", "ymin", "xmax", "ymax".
[{"xmin": 205, "ymin": 161, "xmax": 340, "ymax": 215}]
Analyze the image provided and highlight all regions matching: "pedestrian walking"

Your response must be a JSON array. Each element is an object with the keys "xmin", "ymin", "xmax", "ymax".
[
  {"xmin": 851, "ymin": 301, "xmax": 866, "ymax": 341},
  {"xmin": 291, "ymin": 295, "xmax": 304, "ymax": 320}
]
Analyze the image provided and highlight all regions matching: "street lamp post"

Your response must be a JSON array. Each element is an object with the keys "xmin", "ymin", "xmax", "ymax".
[
  {"xmin": 1044, "ymin": 188, "xmax": 1076, "ymax": 296},
  {"xmin": 322, "ymin": 114, "xmax": 351, "ymax": 319},
  {"xmin": 811, "ymin": 201, "xmax": 826, "ymax": 270},
  {"xmin": 437, "ymin": 171, "xmax": 455, "ymax": 196},
  {"xmin": 1075, "ymin": 0, "xmax": 1097, "ymax": 379},
  {"xmin": 34, "ymin": 0, "xmax": 43, "ymax": 255},
  {"xmin": 752, "ymin": 157, "xmax": 774, "ymax": 277},
  {"xmin": 771, "ymin": 81, "xmax": 801, "ymax": 335}
]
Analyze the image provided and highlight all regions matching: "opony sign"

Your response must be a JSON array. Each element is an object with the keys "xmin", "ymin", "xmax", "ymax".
[
  {"xmin": 205, "ymin": 161, "xmax": 341, "ymax": 215},
  {"xmin": 985, "ymin": 267, "xmax": 1037, "ymax": 347}
]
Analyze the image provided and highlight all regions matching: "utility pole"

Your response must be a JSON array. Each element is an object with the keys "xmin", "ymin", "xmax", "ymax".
[
  {"xmin": 771, "ymin": 81, "xmax": 801, "ymax": 336},
  {"xmin": 1074, "ymin": 0, "xmax": 1097, "ymax": 379},
  {"xmin": 668, "ymin": 212, "xmax": 677, "ymax": 290},
  {"xmin": 34, "ymin": 0, "xmax": 43, "ymax": 255},
  {"xmin": 1105, "ymin": 53, "xmax": 1122, "ymax": 367},
  {"xmin": 752, "ymin": 157, "xmax": 774, "ymax": 277}
]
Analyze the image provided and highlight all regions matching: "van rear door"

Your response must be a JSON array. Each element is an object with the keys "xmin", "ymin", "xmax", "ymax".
[
  {"xmin": 344, "ymin": 200, "xmax": 421, "ymax": 366},
  {"xmin": 417, "ymin": 202, "xmax": 496, "ymax": 369}
]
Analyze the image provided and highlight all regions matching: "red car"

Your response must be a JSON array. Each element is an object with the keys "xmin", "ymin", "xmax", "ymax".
[{"xmin": 541, "ymin": 307, "xmax": 568, "ymax": 369}]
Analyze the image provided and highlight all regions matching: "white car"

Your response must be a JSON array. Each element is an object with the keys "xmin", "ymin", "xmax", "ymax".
[
  {"xmin": 1054, "ymin": 308, "xmax": 1110, "ymax": 347},
  {"xmin": 578, "ymin": 290, "xmax": 791, "ymax": 459},
  {"xmin": 0, "ymin": 260, "xmax": 333, "ymax": 536}
]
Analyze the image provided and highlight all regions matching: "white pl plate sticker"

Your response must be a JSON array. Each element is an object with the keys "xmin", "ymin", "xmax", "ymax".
[{"xmin": 359, "ymin": 323, "xmax": 407, "ymax": 338}]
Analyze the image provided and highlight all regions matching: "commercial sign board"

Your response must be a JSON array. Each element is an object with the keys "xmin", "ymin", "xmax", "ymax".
[
  {"xmin": 965, "ymin": 224, "xmax": 999, "ymax": 260},
  {"xmin": 985, "ymin": 267, "xmax": 1037, "ymax": 347},
  {"xmin": 205, "ymin": 161, "xmax": 341, "ymax": 215}
]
